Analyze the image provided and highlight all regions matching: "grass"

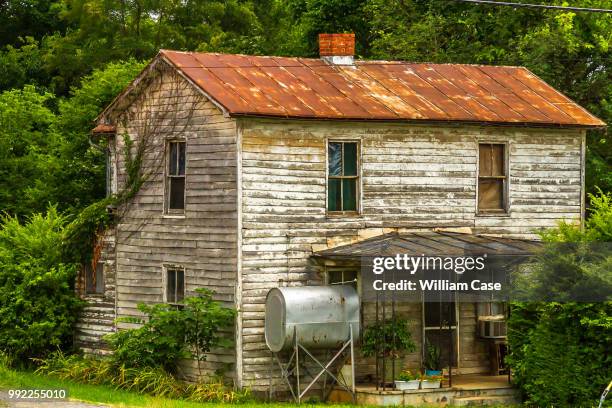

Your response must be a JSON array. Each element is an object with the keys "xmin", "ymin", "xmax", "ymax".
[
  {"xmin": 0, "ymin": 363, "xmax": 361, "ymax": 408},
  {"xmin": 0, "ymin": 364, "xmax": 519, "ymax": 408}
]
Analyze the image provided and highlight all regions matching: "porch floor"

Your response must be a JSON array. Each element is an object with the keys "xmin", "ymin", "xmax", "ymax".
[{"xmin": 328, "ymin": 374, "xmax": 520, "ymax": 406}]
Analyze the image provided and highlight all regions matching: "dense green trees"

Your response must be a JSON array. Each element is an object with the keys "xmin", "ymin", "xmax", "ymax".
[
  {"xmin": 0, "ymin": 208, "xmax": 82, "ymax": 362},
  {"xmin": 0, "ymin": 0, "xmax": 609, "ymax": 218},
  {"xmin": 507, "ymin": 191, "xmax": 612, "ymax": 407}
]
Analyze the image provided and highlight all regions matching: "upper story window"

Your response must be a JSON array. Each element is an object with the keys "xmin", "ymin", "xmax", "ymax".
[
  {"xmin": 478, "ymin": 143, "xmax": 507, "ymax": 213},
  {"xmin": 165, "ymin": 266, "xmax": 185, "ymax": 304},
  {"xmin": 166, "ymin": 140, "xmax": 186, "ymax": 213},
  {"xmin": 328, "ymin": 141, "xmax": 359, "ymax": 213}
]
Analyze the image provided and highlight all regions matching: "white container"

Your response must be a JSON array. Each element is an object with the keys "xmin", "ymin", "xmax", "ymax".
[
  {"xmin": 395, "ymin": 380, "xmax": 420, "ymax": 390},
  {"xmin": 421, "ymin": 379, "xmax": 441, "ymax": 389}
]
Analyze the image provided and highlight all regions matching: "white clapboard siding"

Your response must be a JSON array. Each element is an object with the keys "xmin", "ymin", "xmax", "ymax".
[{"xmin": 238, "ymin": 119, "xmax": 584, "ymax": 389}]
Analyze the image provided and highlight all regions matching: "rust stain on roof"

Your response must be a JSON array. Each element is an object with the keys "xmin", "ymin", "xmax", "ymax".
[{"xmin": 160, "ymin": 50, "xmax": 605, "ymax": 128}]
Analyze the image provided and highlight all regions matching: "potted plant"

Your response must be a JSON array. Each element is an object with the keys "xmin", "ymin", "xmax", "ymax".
[
  {"xmin": 420, "ymin": 373, "xmax": 443, "ymax": 389},
  {"xmin": 361, "ymin": 318, "xmax": 416, "ymax": 383},
  {"xmin": 394, "ymin": 369, "xmax": 420, "ymax": 390},
  {"xmin": 424, "ymin": 343, "xmax": 442, "ymax": 376}
]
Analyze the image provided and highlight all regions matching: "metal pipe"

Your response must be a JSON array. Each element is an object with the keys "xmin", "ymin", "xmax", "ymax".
[{"xmin": 295, "ymin": 327, "xmax": 300, "ymax": 403}]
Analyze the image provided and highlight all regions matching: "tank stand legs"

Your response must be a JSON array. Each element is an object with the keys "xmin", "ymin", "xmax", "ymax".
[{"xmin": 271, "ymin": 325, "xmax": 356, "ymax": 403}]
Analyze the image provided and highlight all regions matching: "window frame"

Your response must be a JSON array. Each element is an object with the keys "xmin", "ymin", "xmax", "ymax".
[
  {"xmin": 164, "ymin": 139, "xmax": 187, "ymax": 215},
  {"xmin": 163, "ymin": 265, "xmax": 185, "ymax": 305},
  {"xmin": 326, "ymin": 139, "xmax": 361, "ymax": 216},
  {"xmin": 326, "ymin": 267, "xmax": 359, "ymax": 290},
  {"xmin": 476, "ymin": 141, "xmax": 510, "ymax": 216}
]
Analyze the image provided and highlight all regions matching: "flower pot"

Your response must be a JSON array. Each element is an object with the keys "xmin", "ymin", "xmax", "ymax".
[
  {"xmin": 425, "ymin": 369, "xmax": 442, "ymax": 376},
  {"xmin": 421, "ymin": 379, "xmax": 441, "ymax": 389},
  {"xmin": 395, "ymin": 380, "xmax": 420, "ymax": 390}
]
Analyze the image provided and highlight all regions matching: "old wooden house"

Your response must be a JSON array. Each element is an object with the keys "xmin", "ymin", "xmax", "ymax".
[{"xmin": 77, "ymin": 33, "xmax": 605, "ymax": 404}]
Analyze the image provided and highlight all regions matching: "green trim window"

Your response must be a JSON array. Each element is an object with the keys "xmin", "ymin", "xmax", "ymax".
[
  {"xmin": 166, "ymin": 140, "xmax": 186, "ymax": 212},
  {"xmin": 328, "ymin": 141, "xmax": 359, "ymax": 213},
  {"xmin": 478, "ymin": 143, "xmax": 507, "ymax": 213}
]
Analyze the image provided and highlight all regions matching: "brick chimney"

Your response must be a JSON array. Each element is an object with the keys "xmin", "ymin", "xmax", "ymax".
[{"xmin": 318, "ymin": 33, "xmax": 355, "ymax": 65}]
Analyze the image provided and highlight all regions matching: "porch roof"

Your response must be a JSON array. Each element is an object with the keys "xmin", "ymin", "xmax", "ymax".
[{"xmin": 313, "ymin": 231, "xmax": 542, "ymax": 260}]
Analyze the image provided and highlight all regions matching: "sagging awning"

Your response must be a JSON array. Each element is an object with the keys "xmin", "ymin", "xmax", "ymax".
[{"xmin": 313, "ymin": 231, "xmax": 542, "ymax": 260}]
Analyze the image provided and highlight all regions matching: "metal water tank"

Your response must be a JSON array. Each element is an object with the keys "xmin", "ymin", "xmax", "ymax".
[{"xmin": 265, "ymin": 285, "xmax": 360, "ymax": 353}]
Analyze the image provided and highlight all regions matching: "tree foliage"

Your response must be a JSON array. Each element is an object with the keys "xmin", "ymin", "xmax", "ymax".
[
  {"xmin": 0, "ymin": 207, "xmax": 82, "ymax": 362},
  {"xmin": 507, "ymin": 191, "xmax": 612, "ymax": 407},
  {"xmin": 0, "ymin": 0, "xmax": 608, "ymax": 218}
]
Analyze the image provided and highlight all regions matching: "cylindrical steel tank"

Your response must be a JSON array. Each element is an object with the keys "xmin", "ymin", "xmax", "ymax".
[{"xmin": 264, "ymin": 285, "xmax": 360, "ymax": 353}]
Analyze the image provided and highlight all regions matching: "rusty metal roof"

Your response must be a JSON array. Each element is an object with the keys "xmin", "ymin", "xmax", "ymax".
[
  {"xmin": 160, "ymin": 50, "xmax": 605, "ymax": 128},
  {"xmin": 314, "ymin": 231, "xmax": 542, "ymax": 259},
  {"xmin": 91, "ymin": 124, "xmax": 116, "ymax": 134}
]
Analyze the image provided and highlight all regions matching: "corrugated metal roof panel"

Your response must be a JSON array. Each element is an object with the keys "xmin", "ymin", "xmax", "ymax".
[
  {"xmin": 314, "ymin": 231, "xmax": 542, "ymax": 259},
  {"xmin": 160, "ymin": 50, "xmax": 606, "ymax": 127}
]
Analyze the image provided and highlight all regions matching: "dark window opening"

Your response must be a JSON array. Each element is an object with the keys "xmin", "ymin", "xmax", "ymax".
[
  {"xmin": 166, "ymin": 268, "xmax": 185, "ymax": 304},
  {"xmin": 167, "ymin": 141, "xmax": 186, "ymax": 212},
  {"xmin": 424, "ymin": 301, "xmax": 457, "ymax": 328},
  {"xmin": 478, "ymin": 143, "xmax": 507, "ymax": 213},
  {"xmin": 328, "ymin": 141, "xmax": 359, "ymax": 213},
  {"xmin": 328, "ymin": 269, "xmax": 358, "ymax": 290},
  {"xmin": 86, "ymin": 262, "xmax": 105, "ymax": 295}
]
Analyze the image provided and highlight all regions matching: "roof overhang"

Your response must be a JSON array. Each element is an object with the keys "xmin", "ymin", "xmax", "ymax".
[{"xmin": 313, "ymin": 231, "xmax": 542, "ymax": 261}]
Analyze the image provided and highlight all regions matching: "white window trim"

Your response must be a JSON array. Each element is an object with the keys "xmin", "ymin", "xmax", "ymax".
[{"xmin": 162, "ymin": 264, "xmax": 186, "ymax": 304}]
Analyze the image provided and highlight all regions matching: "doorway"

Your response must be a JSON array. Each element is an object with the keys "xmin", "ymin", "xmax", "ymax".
[{"xmin": 422, "ymin": 299, "xmax": 459, "ymax": 368}]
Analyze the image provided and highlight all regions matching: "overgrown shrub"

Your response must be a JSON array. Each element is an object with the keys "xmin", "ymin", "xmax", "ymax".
[
  {"xmin": 507, "ymin": 191, "xmax": 612, "ymax": 407},
  {"xmin": 105, "ymin": 303, "xmax": 190, "ymax": 373},
  {"xmin": 105, "ymin": 288, "xmax": 236, "ymax": 374},
  {"xmin": 0, "ymin": 208, "xmax": 82, "ymax": 362},
  {"xmin": 36, "ymin": 351, "xmax": 251, "ymax": 403}
]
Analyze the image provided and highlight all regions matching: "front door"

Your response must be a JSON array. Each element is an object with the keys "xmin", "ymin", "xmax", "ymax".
[{"xmin": 423, "ymin": 299, "xmax": 459, "ymax": 369}]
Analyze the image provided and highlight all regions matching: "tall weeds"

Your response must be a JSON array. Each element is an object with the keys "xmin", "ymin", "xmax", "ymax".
[{"xmin": 35, "ymin": 351, "xmax": 250, "ymax": 403}]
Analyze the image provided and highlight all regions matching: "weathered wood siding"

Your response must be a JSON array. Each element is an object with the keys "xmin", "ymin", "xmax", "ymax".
[
  {"xmin": 111, "ymin": 62, "xmax": 239, "ymax": 381},
  {"xmin": 75, "ymin": 227, "xmax": 117, "ymax": 355},
  {"xmin": 238, "ymin": 119, "xmax": 584, "ymax": 390}
]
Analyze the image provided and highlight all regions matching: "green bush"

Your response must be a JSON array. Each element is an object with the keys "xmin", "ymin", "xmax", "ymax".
[
  {"xmin": 105, "ymin": 288, "xmax": 236, "ymax": 374},
  {"xmin": 0, "ymin": 208, "xmax": 82, "ymax": 363},
  {"xmin": 105, "ymin": 303, "xmax": 190, "ymax": 373},
  {"xmin": 361, "ymin": 318, "xmax": 416, "ymax": 358},
  {"xmin": 507, "ymin": 191, "xmax": 612, "ymax": 407}
]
